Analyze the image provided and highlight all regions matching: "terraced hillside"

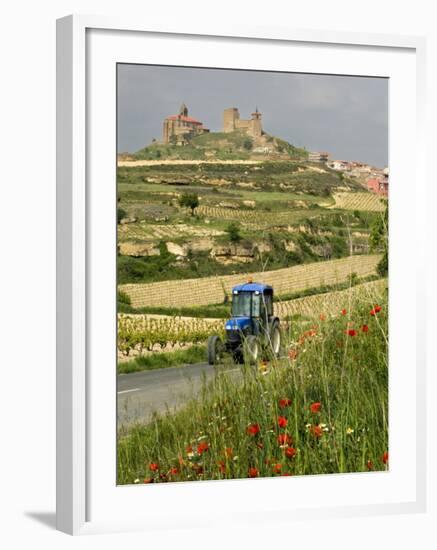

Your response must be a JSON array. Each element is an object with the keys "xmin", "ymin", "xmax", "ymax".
[
  {"xmin": 119, "ymin": 254, "xmax": 381, "ymax": 308},
  {"xmin": 332, "ymin": 192, "xmax": 386, "ymax": 212}
]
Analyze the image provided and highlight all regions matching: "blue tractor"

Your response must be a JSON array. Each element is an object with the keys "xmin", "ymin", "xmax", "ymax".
[{"xmin": 207, "ymin": 281, "xmax": 281, "ymax": 365}]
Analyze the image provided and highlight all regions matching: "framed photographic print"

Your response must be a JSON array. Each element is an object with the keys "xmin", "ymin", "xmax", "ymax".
[{"xmin": 56, "ymin": 15, "xmax": 427, "ymax": 535}]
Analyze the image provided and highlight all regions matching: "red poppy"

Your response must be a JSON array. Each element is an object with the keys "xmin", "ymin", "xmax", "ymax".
[
  {"xmin": 277, "ymin": 433, "xmax": 292, "ymax": 446},
  {"xmin": 149, "ymin": 462, "xmax": 159, "ymax": 472},
  {"xmin": 248, "ymin": 467, "xmax": 259, "ymax": 478},
  {"xmin": 278, "ymin": 416, "xmax": 288, "ymax": 428},
  {"xmin": 370, "ymin": 309, "xmax": 376, "ymax": 316},
  {"xmin": 310, "ymin": 402, "xmax": 321, "ymax": 414},
  {"xmin": 346, "ymin": 329, "xmax": 357, "ymax": 336},
  {"xmin": 375, "ymin": 305, "xmax": 382, "ymax": 313},
  {"xmin": 217, "ymin": 460, "xmax": 226, "ymax": 473},
  {"xmin": 281, "ymin": 473, "xmax": 292, "ymax": 476},
  {"xmin": 279, "ymin": 398, "xmax": 292, "ymax": 409},
  {"xmin": 225, "ymin": 447, "xmax": 233, "ymax": 458},
  {"xmin": 382, "ymin": 451, "xmax": 389, "ymax": 465},
  {"xmin": 366, "ymin": 460, "xmax": 374, "ymax": 471},
  {"xmin": 272, "ymin": 463, "xmax": 282, "ymax": 474},
  {"xmin": 169, "ymin": 467, "xmax": 179, "ymax": 475},
  {"xmin": 247, "ymin": 423, "xmax": 260, "ymax": 436},
  {"xmin": 311, "ymin": 425, "xmax": 323, "ymax": 438},
  {"xmin": 197, "ymin": 441, "xmax": 209, "ymax": 455},
  {"xmin": 361, "ymin": 324, "xmax": 369, "ymax": 333},
  {"xmin": 285, "ymin": 446, "xmax": 297, "ymax": 459},
  {"xmin": 143, "ymin": 478, "xmax": 154, "ymax": 483},
  {"xmin": 341, "ymin": 308, "xmax": 347, "ymax": 315}
]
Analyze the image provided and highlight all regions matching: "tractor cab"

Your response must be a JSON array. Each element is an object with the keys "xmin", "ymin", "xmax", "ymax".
[{"xmin": 207, "ymin": 280, "xmax": 281, "ymax": 365}]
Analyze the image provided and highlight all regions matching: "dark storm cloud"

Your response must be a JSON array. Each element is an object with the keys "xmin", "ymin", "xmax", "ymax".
[{"xmin": 117, "ymin": 64, "xmax": 388, "ymax": 168}]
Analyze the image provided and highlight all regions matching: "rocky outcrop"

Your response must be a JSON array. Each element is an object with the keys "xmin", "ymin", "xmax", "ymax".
[
  {"xmin": 211, "ymin": 243, "xmax": 255, "ymax": 265},
  {"xmin": 119, "ymin": 241, "xmax": 160, "ymax": 257}
]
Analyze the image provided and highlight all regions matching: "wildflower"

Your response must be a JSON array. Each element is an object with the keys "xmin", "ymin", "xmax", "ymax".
[
  {"xmin": 285, "ymin": 447, "xmax": 297, "ymax": 459},
  {"xmin": 370, "ymin": 304, "xmax": 381, "ymax": 316},
  {"xmin": 233, "ymin": 456, "xmax": 239, "ymax": 461},
  {"xmin": 279, "ymin": 398, "xmax": 292, "ymax": 409},
  {"xmin": 346, "ymin": 427, "xmax": 354, "ymax": 435},
  {"xmin": 134, "ymin": 478, "xmax": 140, "ymax": 484},
  {"xmin": 143, "ymin": 478, "xmax": 154, "ymax": 484},
  {"xmin": 247, "ymin": 423, "xmax": 260, "ymax": 436},
  {"xmin": 278, "ymin": 416, "xmax": 288, "ymax": 428},
  {"xmin": 169, "ymin": 467, "xmax": 179, "ymax": 475},
  {"xmin": 149, "ymin": 462, "xmax": 159, "ymax": 472},
  {"xmin": 272, "ymin": 463, "xmax": 282, "ymax": 474},
  {"xmin": 277, "ymin": 433, "xmax": 292, "ymax": 446},
  {"xmin": 319, "ymin": 314, "xmax": 326, "ymax": 321},
  {"xmin": 346, "ymin": 329, "xmax": 357, "ymax": 336},
  {"xmin": 197, "ymin": 441, "xmax": 209, "ymax": 455},
  {"xmin": 218, "ymin": 460, "xmax": 226, "ymax": 473},
  {"xmin": 281, "ymin": 473, "xmax": 292, "ymax": 476},
  {"xmin": 311, "ymin": 425, "xmax": 323, "ymax": 438},
  {"xmin": 288, "ymin": 349, "xmax": 298, "ymax": 360},
  {"xmin": 310, "ymin": 402, "xmax": 322, "ymax": 414},
  {"xmin": 361, "ymin": 324, "xmax": 369, "ymax": 333},
  {"xmin": 382, "ymin": 451, "xmax": 389, "ymax": 465},
  {"xmin": 341, "ymin": 308, "xmax": 347, "ymax": 315},
  {"xmin": 186, "ymin": 445, "xmax": 193, "ymax": 454},
  {"xmin": 248, "ymin": 467, "xmax": 259, "ymax": 478},
  {"xmin": 367, "ymin": 460, "xmax": 374, "ymax": 471},
  {"xmin": 225, "ymin": 447, "xmax": 233, "ymax": 458}
]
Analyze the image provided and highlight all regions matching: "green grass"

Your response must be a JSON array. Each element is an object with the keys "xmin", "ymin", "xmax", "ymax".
[
  {"xmin": 117, "ymin": 283, "xmax": 388, "ymax": 483},
  {"xmin": 118, "ymin": 345, "xmax": 206, "ymax": 374}
]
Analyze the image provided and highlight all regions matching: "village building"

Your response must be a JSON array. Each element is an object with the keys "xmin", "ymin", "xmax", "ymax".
[
  {"xmin": 162, "ymin": 103, "xmax": 209, "ymax": 145},
  {"xmin": 367, "ymin": 169, "xmax": 389, "ymax": 196},
  {"xmin": 308, "ymin": 151, "xmax": 329, "ymax": 163}
]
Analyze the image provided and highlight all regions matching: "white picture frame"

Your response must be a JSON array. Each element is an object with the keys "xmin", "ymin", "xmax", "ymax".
[{"xmin": 56, "ymin": 14, "xmax": 427, "ymax": 535}]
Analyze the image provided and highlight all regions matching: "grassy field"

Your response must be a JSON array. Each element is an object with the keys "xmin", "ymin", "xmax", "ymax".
[{"xmin": 117, "ymin": 280, "xmax": 388, "ymax": 483}]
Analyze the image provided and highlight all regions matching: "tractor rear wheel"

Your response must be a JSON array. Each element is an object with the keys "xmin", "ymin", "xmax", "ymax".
[
  {"xmin": 243, "ymin": 335, "xmax": 260, "ymax": 364},
  {"xmin": 207, "ymin": 335, "xmax": 224, "ymax": 365},
  {"xmin": 270, "ymin": 322, "xmax": 281, "ymax": 357}
]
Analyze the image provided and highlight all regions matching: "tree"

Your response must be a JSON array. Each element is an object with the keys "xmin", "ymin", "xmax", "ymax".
[
  {"xmin": 178, "ymin": 193, "xmax": 199, "ymax": 216},
  {"xmin": 226, "ymin": 222, "xmax": 241, "ymax": 243},
  {"xmin": 370, "ymin": 202, "xmax": 388, "ymax": 276},
  {"xmin": 117, "ymin": 207, "xmax": 127, "ymax": 224}
]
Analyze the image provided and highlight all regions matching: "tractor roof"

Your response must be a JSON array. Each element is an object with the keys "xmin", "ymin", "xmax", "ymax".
[{"xmin": 232, "ymin": 282, "xmax": 273, "ymax": 293}]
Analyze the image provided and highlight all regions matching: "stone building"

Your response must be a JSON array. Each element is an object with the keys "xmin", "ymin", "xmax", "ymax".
[
  {"xmin": 162, "ymin": 103, "xmax": 209, "ymax": 145},
  {"xmin": 222, "ymin": 107, "xmax": 263, "ymax": 139}
]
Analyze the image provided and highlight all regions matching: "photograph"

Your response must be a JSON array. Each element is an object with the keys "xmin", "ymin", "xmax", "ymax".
[{"xmin": 116, "ymin": 63, "xmax": 389, "ymax": 485}]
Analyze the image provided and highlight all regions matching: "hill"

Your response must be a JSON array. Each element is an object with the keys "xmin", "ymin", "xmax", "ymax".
[{"xmin": 130, "ymin": 130, "xmax": 308, "ymax": 161}]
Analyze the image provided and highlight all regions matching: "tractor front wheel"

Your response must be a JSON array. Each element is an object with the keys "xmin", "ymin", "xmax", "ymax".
[
  {"xmin": 243, "ymin": 335, "xmax": 260, "ymax": 364},
  {"xmin": 207, "ymin": 335, "xmax": 224, "ymax": 365}
]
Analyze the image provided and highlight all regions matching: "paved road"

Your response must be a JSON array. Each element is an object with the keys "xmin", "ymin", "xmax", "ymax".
[{"xmin": 117, "ymin": 362, "xmax": 240, "ymax": 427}]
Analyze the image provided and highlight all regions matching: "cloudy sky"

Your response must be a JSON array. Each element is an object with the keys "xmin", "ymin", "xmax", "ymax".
[{"xmin": 117, "ymin": 64, "xmax": 388, "ymax": 168}]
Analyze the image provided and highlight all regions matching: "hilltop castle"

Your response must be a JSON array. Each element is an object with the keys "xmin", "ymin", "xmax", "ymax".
[
  {"xmin": 162, "ymin": 103, "xmax": 209, "ymax": 145},
  {"xmin": 222, "ymin": 107, "xmax": 263, "ymax": 139},
  {"xmin": 162, "ymin": 104, "xmax": 264, "ymax": 145}
]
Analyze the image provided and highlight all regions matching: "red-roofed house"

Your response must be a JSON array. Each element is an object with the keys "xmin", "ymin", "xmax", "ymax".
[
  {"xmin": 367, "ymin": 174, "xmax": 388, "ymax": 196},
  {"xmin": 163, "ymin": 104, "xmax": 209, "ymax": 144}
]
